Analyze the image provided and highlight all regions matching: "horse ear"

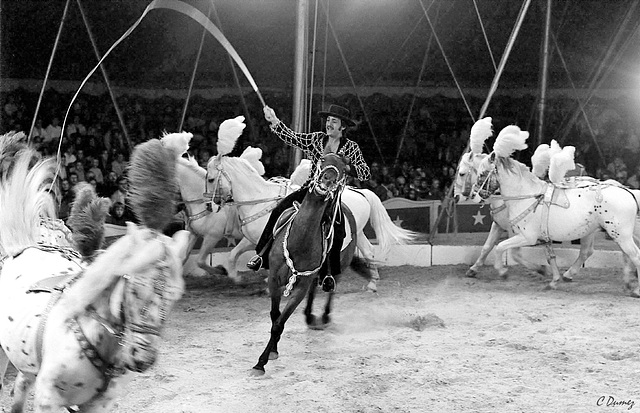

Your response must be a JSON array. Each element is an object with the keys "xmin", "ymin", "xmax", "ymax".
[{"xmin": 489, "ymin": 152, "xmax": 496, "ymax": 162}]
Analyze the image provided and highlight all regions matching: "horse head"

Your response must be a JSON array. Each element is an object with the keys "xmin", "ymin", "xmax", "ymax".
[
  {"xmin": 109, "ymin": 223, "xmax": 189, "ymax": 373},
  {"xmin": 205, "ymin": 155, "xmax": 234, "ymax": 205},
  {"xmin": 456, "ymin": 117, "xmax": 494, "ymax": 202},
  {"xmin": 310, "ymin": 153, "xmax": 348, "ymax": 200},
  {"xmin": 454, "ymin": 151, "xmax": 488, "ymax": 201},
  {"xmin": 473, "ymin": 152, "xmax": 501, "ymax": 200}
]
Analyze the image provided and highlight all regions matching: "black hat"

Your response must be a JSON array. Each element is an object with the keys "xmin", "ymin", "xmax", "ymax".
[{"xmin": 318, "ymin": 104, "xmax": 355, "ymax": 127}]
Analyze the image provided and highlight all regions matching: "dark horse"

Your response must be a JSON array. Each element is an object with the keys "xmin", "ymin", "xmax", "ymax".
[{"xmin": 250, "ymin": 153, "xmax": 374, "ymax": 376}]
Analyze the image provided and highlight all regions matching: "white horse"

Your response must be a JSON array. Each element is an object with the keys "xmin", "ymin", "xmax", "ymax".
[
  {"xmin": 472, "ymin": 127, "xmax": 640, "ymax": 296},
  {"xmin": 163, "ymin": 132, "xmax": 309, "ymax": 283},
  {"xmin": 0, "ymin": 140, "xmax": 190, "ymax": 411},
  {"xmin": 205, "ymin": 153, "xmax": 417, "ymax": 292}
]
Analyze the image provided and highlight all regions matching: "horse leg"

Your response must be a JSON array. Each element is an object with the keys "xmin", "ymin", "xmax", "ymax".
[
  {"xmin": 74, "ymin": 376, "xmax": 132, "ymax": 412},
  {"xmin": 321, "ymin": 291, "xmax": 335, "ymax": 326},
  {"xmin": 356, "ymin": 235, "xmax": 379, "ymax": 292},
  {"xmin": 541, "ymin": 243, "xmax": 564, "ymax": 288},
  {"xmin": 510, "ymin": 246, "xmax": 551, "ymax": 277},
  {"xmin": 196, "ymin": 235, "xmax": 225, "ymax": 276},
  {"xmin": 225, "ymin": 238, "xmax": 255, "ymax": 284},
  {"xmin": 0, "ymin": 348, "xmax": 8, "ymax": 398},
  {"xmin": 468, "ymin": 222, "xmax": 504, "ymax": 278},
  {"xmin": 304, "ymin": 280, "xmax": 319, "ymax": 327},
  {"xmin": 493, "ymin": 234, "xmax": 532, "ymax": 280},
  {"xmin": 178, "ymin": 231, "xmax": 199, "ymax": 266},
  {"xmin": 251, "ymin": 278, "xmax": 311, "ymax": 376},
  {"xmin": 562, "ymin": 234, "xmax": 594, "ymax": 282},
  {"xmin": 12, "ymin": 372, "xmax": 36, "ymax": 413},
  {"xmin": 612, "ymin": 236, "xmax": 640, "ymax": 297}
]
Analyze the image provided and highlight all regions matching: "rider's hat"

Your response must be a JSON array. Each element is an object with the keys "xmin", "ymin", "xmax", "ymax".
[{"xmin": 318, "ymin": 104, "xmax": 355, "ymax": 127}]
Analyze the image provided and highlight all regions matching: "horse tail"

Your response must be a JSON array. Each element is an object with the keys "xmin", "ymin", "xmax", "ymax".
[
  {"xmin": 361, "ymin": 189, "xmax": 418, "ymax": 252},
  {"xmin": 0, "ymin": 147, "xmax": 56, "ymax": 257}
]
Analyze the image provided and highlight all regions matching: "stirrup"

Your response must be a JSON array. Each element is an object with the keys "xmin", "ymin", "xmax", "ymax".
[
  {"xmin": 247, "ymin": 255, "xmax": 263, "ymax": 271},
  {"xmin": 321, "ymin": 275, "xmax": 336, "ymax": 293}
]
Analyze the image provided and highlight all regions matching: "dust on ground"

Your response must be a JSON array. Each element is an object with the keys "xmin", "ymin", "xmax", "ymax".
[{"xmin": 2, "ymin": 263, "xmax": 639, "ymax": 412}]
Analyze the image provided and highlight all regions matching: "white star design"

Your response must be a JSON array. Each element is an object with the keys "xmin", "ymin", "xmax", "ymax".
[
  {"xmin": 393, "ymin": 216, "xmax": 404, "ymax": 228},
  {"xmin": 226, "ymin": 237, "xmax": 237, "ymax": 247},
  {"xmin": 472, "ymin": 210, "xmax": 486, "ymax": 225}
]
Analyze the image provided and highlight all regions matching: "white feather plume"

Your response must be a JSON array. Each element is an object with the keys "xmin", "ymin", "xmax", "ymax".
[
  {"xmin": 493, "ymin": 125, "xmax": 529, "ymax": 158},
  {"xmin": 161, "ymin": 132, "xmax": 192, "ymax": 158},
  {"xmin": 548, "ymin": 139, "xmax": 562, "ymax": 158},
  {"xmin": 549, "ymin": 146, "xmax": 576, "ymax": 184},
  {"xmin": 531, "ymin": 144, "xmax": 550, "ymax": 178},
  {"xmin": 289, "ymin": 159, "xmax": 312, "ymax": 189},
  {"xmin": 217, "ymin": 116, "xmax": 246, "ymax": 156},
  {"xmin": 469, "ymin": 117, "xmax": 493, "ymax": 154},
  {"xmin": 240, "ymin": 146, "xmax": 265, "ymax": 176}
]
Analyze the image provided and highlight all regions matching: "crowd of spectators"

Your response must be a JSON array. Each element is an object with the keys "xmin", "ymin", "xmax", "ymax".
[{"xmin": 2, "ymin": 87, "xmax": 639, "ymax": 224}]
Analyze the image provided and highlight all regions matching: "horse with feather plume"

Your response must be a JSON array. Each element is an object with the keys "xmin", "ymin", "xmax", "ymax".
[
  {"xmin": 161, "ymin": 131, "xmax": 310, "ymax": 283},
  {"xmin": 0, "ymin": 135, "xmax": 190, "ymax": 412},
  {"xmin": 455, "ymin": 120, "xmax": 604, "ymax": 281},
  {"xmin": 471, "ymin": 124, "xmax": 640, "ymax": 295}
]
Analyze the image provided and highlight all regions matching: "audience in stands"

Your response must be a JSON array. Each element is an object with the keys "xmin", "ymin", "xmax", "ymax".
[{"xmin": 1, "ymin": 87, "xmax": 638, "ymax": 226}]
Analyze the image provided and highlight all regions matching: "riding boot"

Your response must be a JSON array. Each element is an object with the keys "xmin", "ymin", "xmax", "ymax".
[{"xmin": 247, "ymin": 237, "xmax": 273, "ymax": 271}]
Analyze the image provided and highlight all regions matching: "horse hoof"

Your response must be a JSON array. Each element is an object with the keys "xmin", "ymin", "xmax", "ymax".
[
  {"xmin": 561, "ymin": 276, "xmax": 573, "ymax": 283},
  {"xmin": 366, "ymin": 281, "xmax": 377, "ymax": 293},
  {"xmin": 630, "ymin": 290, "xmax": 640, "ymax": 298},
  {"xmin": 466, "ymin": 269, "xmax": 477, "ymax": 278},
  {"xmin": 308, "ymin": 322, "xmax": 327, "ymax": 331},
  {"xmin": 212, "ymin": 265, "xmax": 228, "ymax": 276},
  {"xmin": 249, "ymin": 368, "xmax": 265, "ymax": 377},
  {"xmin": 268, "ymin": 351, "xmax": 279, "ymax": 360},
  {"xmin": 538, "ymin": 266, "xmax": 551, "ymax": 277},
  {"xmin": 500, "ymin": 272, "xmax": 508, "ymax": 280}
]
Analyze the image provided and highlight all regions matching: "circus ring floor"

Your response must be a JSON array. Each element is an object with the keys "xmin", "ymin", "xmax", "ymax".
[{"xmin": 3, "ymin": 231, "xmax": 639, "ymax": 413}]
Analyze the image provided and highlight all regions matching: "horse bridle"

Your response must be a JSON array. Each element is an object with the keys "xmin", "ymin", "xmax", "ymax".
[
  {"xmin": 456, "ymin": 153, "xmax": 478, "ymax": 198},
  {"xmin": 204, "ymin": 156, "xmax": 234, "ymax": 208},
  {"xmin": 309, "ymin": 161, "xmax": 346, "ymax": 201},
  {"xmin": 121, "ymin": 242, "xmax": 173, "ymax": 337}
]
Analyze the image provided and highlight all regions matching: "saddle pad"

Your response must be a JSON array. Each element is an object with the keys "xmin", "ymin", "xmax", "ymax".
[
  {"xmin": 543, "ymin": 184, "xmax": 570, "ymax": 209},
  {"xmin": 27, "ymin": 273, "xmax": 77, "ymax": 294}
]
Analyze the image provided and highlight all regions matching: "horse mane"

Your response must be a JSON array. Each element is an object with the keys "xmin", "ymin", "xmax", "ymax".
[
  {"xmin": 66, "ymin": 182, "xmax": 111, "ymax": 261},
  {"xmin": 0, "ymin": 147, "xmax": 56, "ymax": 257}
]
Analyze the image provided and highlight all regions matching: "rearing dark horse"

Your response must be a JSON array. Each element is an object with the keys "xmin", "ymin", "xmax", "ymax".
[{"xmin": 250, "ymin": 153, "xmax": 373, "ymax": 376}]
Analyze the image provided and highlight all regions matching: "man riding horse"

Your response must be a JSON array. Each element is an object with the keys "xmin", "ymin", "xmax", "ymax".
[{"xmin": 247, "ymin": 104, "xmax": 371, "ymax": 292}]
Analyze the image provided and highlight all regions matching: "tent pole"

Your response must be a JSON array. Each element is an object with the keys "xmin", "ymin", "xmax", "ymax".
[
  {"xmin": 28, "ymin": 0, "xmax": 71, "ymax": 143},
  {"xmin": 77, "ymin": 0, "xmax": 132, "ymax": 151},
  {"xmin": 536, "ymin": 0, "xmax": 552, "ymax": 147},
  {"xmin": 179, "ymin": 3, "xmax": 210, "ymax": 132}
]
